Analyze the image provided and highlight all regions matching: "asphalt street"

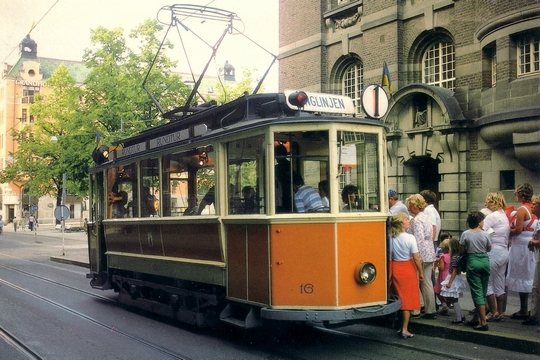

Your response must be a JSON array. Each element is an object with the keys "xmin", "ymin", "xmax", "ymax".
[{"xmin": 3, "ymin": 221, "xmax": 539, "ymax": 355}]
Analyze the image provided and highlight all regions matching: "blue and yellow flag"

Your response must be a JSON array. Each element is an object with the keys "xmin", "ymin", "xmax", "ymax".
[
  {"xmin": 382, "ymin": 62, "xmax": 393, "ymax": 96},
  {"xmin": 95, "ymin": 131, "xmax": 102, "ymax": 150}
]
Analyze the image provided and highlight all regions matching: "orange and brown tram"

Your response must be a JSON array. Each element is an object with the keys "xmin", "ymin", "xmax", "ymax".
[{"xmin": 87, "ymin": 91, "xmax": 401, "ymax": 328}]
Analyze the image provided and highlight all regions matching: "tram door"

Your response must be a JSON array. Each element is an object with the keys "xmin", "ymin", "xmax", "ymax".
[{"xmin": 88, "ymin": 171, "xmax": 107, "ymax": 275}]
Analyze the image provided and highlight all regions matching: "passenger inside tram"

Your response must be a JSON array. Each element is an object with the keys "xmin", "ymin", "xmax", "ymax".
[
  {"xmin": 239, "ymin": 186, "xmax": 257, "ymax": 214},
  {"xmin": 292, "ymin": 173, "xmax": 325, "ymax": 213},
  {"xmin": 341, "ymin": 184, "xmax": 360, "ymax": 212},
  {"xmin": 112, "ymin": 191, "xmax": 128, "ymax": 218},
  {"xmin": 318, "ymin": 180, "xmax": 330, "ymax": 210},
  {"xmin": 183, "ymin": 195, "xmax": 199, "ymax": 215},
  {"xmin": 275, "ymin": 144, "xmax": 294, "ymax": 213},
  {"xmin": 141, "ymin": 186, "xmax": 157, "ymax": 217}
]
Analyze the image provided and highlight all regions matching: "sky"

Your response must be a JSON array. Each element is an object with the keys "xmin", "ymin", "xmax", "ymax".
[{"xmin": 0, "ymin": 0, "xmax": 279, "ymax": 91}]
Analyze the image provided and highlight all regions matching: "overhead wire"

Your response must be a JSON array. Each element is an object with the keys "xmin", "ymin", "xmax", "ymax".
[{"xmin": 1, "ymin": 0, "xmax": 61, "ymax": 64}]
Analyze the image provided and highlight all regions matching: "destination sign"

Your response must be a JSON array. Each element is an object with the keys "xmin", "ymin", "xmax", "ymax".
[
  {"xmin": 149, "ymin": 129, "xmax": 189, "ymax": 149},
  {"xmin": 115, "ymin": 142, "xmax": 147, "ymax": 159},
  {"xmin": 284, "ymin": 90, "xmax": 355, "ymax": 115}
]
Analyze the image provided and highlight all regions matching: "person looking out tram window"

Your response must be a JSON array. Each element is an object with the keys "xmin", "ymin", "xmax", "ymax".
[{"xmin": 341, "ymin": 184, "xmax": 359, "ymax": 212}]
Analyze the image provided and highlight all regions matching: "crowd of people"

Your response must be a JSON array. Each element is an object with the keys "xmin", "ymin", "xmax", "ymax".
[{"xmin": 389, "ymin": 184, "xmax": 540, "ymax": 338}]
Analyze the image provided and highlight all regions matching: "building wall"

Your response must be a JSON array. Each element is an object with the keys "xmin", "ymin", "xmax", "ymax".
[{"xmin": 279, "ymin": 0, "xmax": 540, "ymax": 235}]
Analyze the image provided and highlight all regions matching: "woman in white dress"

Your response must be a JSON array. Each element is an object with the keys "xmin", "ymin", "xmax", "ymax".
[
  {"xmin": 483, "ymin": 192, "xmax": 510, "ymax": 322},
  {"xmin": 507, "ymin": 183, "xmax": 537, "ymax": 319}
]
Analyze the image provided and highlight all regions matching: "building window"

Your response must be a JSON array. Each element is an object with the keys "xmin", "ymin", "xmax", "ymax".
[
  {"xmin": 518, "ymin": 33, "xmax": 540, "ymax": 76},
  {"xmin": 22, "ymin": 86, "xmax": 39, "ymax": 104},
  {"xmin": 422, "ymin": 41, "xmax": 455, "ymax": 90},
  {"xmin": 500, "ymin": 170, "xmax": 515, "ymax": 191},
  {"xmin": 29, "ymin": 115, "xmax": 35, "ymax": 124},
  {"xmin": 21, "ymin": 109, "xmax": 27, "ymax": 123},
  {"xmin": 342, "ymin": 62, "xmax": 363, "ymax": 114},
  {"xmin": 491, "ymin": 53, "xmax": 497, "ymax": 87}
]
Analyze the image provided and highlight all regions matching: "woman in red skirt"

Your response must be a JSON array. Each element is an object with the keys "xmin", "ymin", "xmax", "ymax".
[{"xmin": 390, "ymin": 212, "xmax": 423, "ymax": 338}]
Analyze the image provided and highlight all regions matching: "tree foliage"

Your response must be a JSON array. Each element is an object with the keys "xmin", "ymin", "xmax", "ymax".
[
  {"xmin": 0, "ymin": 63, "xmax": 91, "ymax": 203},
  {"xmin": 82, "ymin": 19, "xmax": 192, "ymax": 142},
  {"xmin": 1, "ymin": 19, "xmax": 193, "ymax": 203},
  {"xmin": 214, "ymin": 68, "xmax": 263, "ymax": 104}
]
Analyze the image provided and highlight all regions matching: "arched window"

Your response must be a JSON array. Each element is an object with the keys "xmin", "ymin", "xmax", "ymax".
[
  {"xmin": 422, "ymin": 41, "xmax": 455, "ymax": 90},
  {"xmin": 342, "ymin": 62, "xmax": 363, "ymax": 114}
]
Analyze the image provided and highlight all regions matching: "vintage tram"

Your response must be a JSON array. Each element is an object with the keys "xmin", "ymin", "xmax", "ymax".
[{"xmin": 86, "ymin": 90, "xmax": 401, "ymax": 328}]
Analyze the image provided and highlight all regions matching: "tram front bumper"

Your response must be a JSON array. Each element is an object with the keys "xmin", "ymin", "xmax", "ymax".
[{"xmin": 260, "ymin": 297, "xmax": 401, "ymax": 323}]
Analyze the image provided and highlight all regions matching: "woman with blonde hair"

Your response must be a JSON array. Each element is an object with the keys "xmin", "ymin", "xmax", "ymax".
[
  {"xmin": 390, "ymin": 212, "xmax": 423, "ymax": 338},
  {"xmin": 483, "ymin": 191, "xmax": 511, "ymax": 321}
]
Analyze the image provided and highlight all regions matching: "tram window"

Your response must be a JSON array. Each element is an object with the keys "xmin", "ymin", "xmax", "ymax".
[
  {"xmin": 161, "ymin": 146, "xmax": 214, "ymax": 216},
  {"xmin": 106, "ymin": 163, "xmax": 137, "ymax": 219},
  {"xmin": 227, "ymin": 136, "xmax": 265, "ymax": 215},
  {"xmin": 162, "ymin": 153, "xmax": 189, "ymax": 217},
  {"xmin": 140, "ymin": 158, "xmax": 159, "ymax": 217},
  {"xmin": 274, "ymin": 131, "xmax": 329, "ymax": 213},
  {"xmin": 338, "ymin": 132, "xmax": 380, "ymax": 212},
  {"xmin": 189, "ymin": 145, "xmax": 215, "ymax": 215}
]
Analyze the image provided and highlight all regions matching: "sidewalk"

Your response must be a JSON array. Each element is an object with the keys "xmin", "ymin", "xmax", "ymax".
[
  {"xmin": 5, "ymin": 221, "xmax": 89, "ymax": 267},
  {"xmin": 4, "ymin": 222, "xmax": 539, "ymax": 354}
]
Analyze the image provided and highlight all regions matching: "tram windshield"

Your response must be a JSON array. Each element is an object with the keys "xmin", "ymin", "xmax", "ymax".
[{"xmin": 274, "ymin": 130, "xmax": 330, "ymax": 213}]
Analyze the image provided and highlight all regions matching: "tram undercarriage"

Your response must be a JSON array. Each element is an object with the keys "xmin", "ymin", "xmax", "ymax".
[{"xmin": 100, "ymin": 272, "xmax": 226, "ymax": 328}]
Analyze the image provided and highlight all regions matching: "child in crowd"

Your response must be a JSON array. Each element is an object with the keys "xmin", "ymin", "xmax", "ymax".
[
  {"xmin": 434, "ymin": 237, "xmax": 451, "ymax": 314},
  {"xmin": 440, "ymin": 238, "xmax": 467, "ymax": 323}
]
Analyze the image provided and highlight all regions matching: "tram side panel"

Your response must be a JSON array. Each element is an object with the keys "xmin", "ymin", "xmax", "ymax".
[
  {"xmin": 226, "ymin": 223, "xmax": 270, "ymax": 305},
  {"xmin": 336, "ymin": 221, "xmax": 387, "ymax": 306},
  {"xmin": 270, "ymin": 223, "xmax": 337, "ymax": 307},
  {"xmin": 103, "ymin": 221, "xmax": 226, "ymax": 286}
]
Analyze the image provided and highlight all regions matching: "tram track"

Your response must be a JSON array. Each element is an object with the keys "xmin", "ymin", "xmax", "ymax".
[
  {"xmin": 0, "ymin": 324, "xmax": 42, "ymax": 360},
  {"xmin": 0, "ymin": 262, "xmax": 528, "ymax": 359},
  {"xmin": 0, "ymin": 264, "xmax": 192, "ymax": 360}
]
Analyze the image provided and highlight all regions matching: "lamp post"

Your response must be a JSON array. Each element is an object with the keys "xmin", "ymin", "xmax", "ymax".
[{"xmin": 61, "ymin": 172, "xmax": 66, "ymax": 256}]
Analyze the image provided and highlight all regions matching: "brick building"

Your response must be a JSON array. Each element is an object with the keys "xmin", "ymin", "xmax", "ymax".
[{"xmin": 278, "ymin": 0, "xmax": 540, "ymax": 234}]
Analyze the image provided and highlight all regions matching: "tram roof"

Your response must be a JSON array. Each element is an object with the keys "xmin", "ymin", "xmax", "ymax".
[{"xmin": 113, "ymin": 92, "xmax": 386, "ymax": 149}]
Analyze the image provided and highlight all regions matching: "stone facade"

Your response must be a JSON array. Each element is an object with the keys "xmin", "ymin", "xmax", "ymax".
[{"xmin": 278, "ymin": 0, "xmax": 540, "ymax": 236}]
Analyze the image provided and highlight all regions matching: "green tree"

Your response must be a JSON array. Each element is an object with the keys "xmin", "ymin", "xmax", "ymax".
[
  {"xmin": 82, "ymin": 19, "xmax": 192, "ymax": 143},
  {"xmin": 0, "ymin": 64, "xmax": 93, "ymax": 205},
  {"xmin": 214, "ymin": 68, "xmax": 263, "ymax": 104}
]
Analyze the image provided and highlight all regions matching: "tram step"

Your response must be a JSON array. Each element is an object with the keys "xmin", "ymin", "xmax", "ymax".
[{"xmin": 220, "ymin": 303, "xmax": 263, "ymax": 328}]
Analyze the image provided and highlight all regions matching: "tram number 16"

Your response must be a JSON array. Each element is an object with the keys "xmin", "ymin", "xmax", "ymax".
[{"xmin": 299, "ymin": 283, "xmax": 314, "ymax": 294}]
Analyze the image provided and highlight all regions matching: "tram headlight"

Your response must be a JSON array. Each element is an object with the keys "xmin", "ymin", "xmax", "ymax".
[
  {"xmin": 92, "ymin": 145, "xmax": 110, "ymax": 165},
  {"xmin": 354, "ymin": 262, "xmax": 376, "ymax": 284}
]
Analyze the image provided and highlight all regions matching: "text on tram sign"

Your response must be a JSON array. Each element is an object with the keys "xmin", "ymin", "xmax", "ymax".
[{"xmin": 116, "ymin": 142, "xmax": 147, "ymax": 159}]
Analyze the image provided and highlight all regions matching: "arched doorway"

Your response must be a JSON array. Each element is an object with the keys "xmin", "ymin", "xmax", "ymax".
[{"xmin": 404, "ymin": 156, "xmax": 441, "ymax": 207}]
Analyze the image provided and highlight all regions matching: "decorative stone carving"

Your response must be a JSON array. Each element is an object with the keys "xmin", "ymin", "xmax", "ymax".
[
  {"xmin": 334, "ymin": 9, "xmax": 362, "ymax": 29},
  {"xmin": 414, "ymin": 109, "xmax": 427, "ymax": 127}
]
